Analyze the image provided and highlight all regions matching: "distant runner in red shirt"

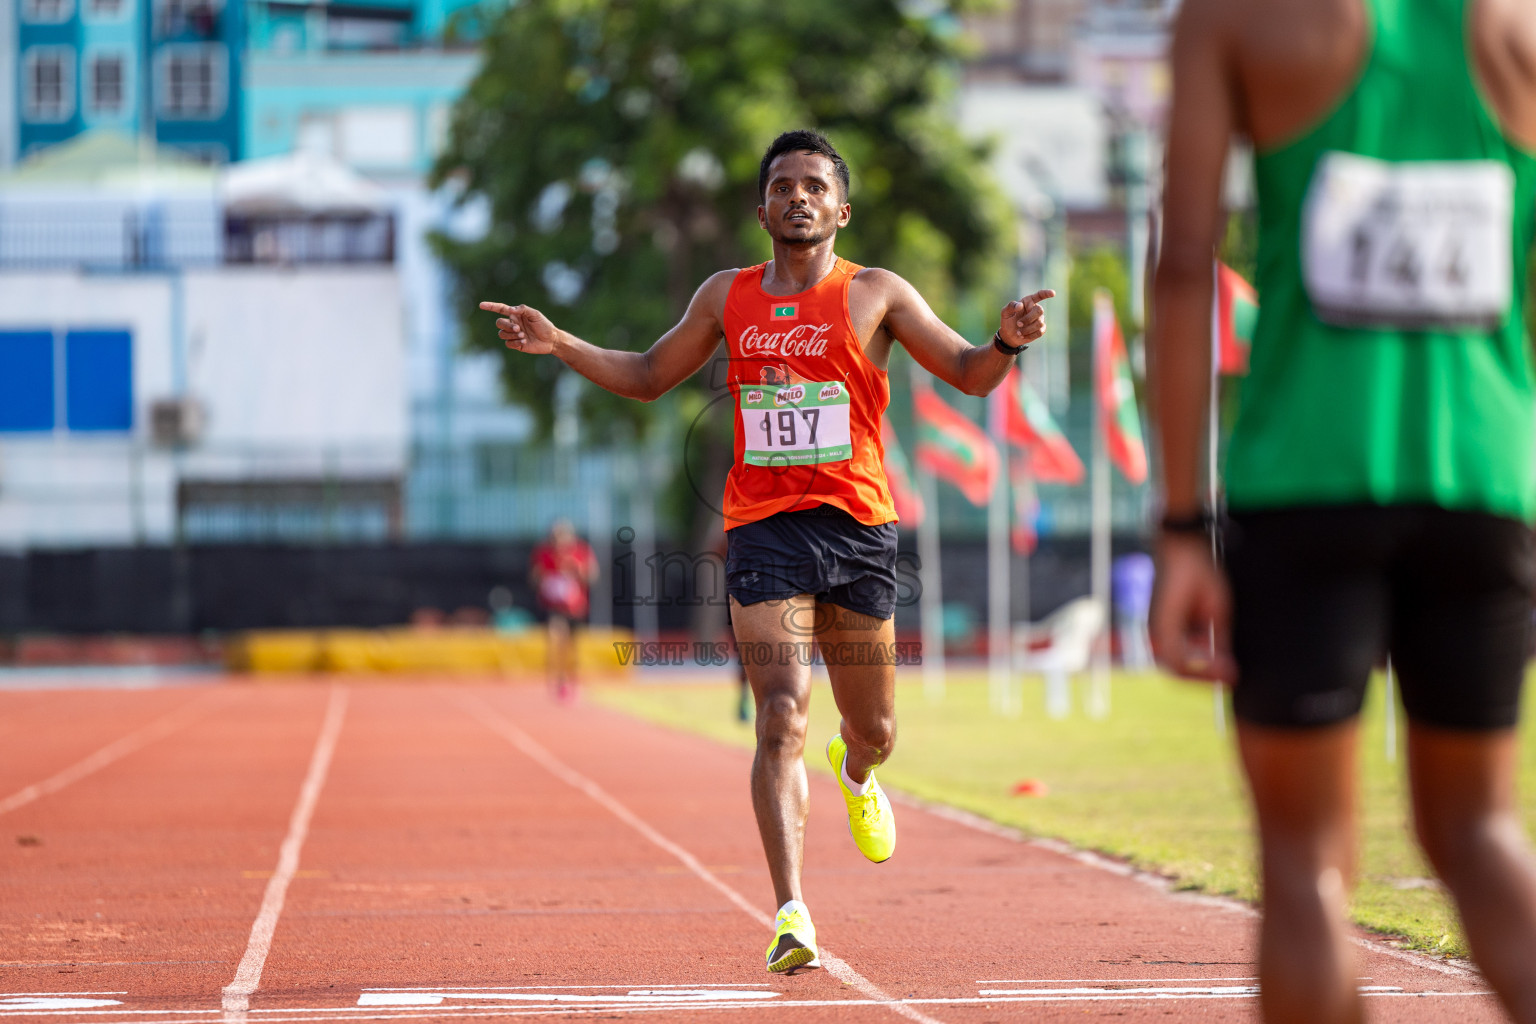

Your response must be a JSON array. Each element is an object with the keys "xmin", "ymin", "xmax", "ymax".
[
  {"xmin": 529, "ymin": 519, "xmax": 597, "ymax": 702},
  {"xmin": 481, "ymin": 129, "xmax": 1054, "ymax": 973}
]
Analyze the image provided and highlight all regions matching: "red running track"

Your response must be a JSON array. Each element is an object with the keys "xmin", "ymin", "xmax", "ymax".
[{"xmin": 0, "ymin": 680, "xmax": 1506, "ymax": 1022}]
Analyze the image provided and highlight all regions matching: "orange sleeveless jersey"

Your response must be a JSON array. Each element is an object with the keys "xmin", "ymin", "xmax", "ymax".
[{"xmin": 721, "ymin": 257, "xmax": 897, "ymax": 529}]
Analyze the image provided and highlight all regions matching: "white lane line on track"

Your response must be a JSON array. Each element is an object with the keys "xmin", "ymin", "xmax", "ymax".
[
  {"xmin": 357, "ymin": 990, "xmax": 777, "ymax": 1006},
  {"xmin": 0, "ymin": 693, "xmax": 225, "ymax": 818},
  {"xmin": 903, "ymin": 792, "xmax": 1481, "ymax": 982},
  {"xmin": 359, "ymin": 985, "xmax": 772, "ymax": 991},
  {"xmin": 465, "ymin": 698, "xmax": 949, "ymax": 1024},
  {"xmin": 221, "ymin": 688, "xmax": 349, "ymax": 1015},
  {"xmin": 977, "ymin": 977, "xmax": 1257, "ymax": 983},
  {"xmin": 0, "ymin": 988, "xmax": 1497, "ymax": 1022}
]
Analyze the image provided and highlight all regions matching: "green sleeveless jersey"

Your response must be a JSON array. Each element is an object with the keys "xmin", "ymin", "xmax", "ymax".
[{"xmin": 1227, "ymin": 0, "xmax": 1536, "ymax": 520}]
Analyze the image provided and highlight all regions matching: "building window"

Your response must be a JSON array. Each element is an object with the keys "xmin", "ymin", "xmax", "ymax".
[
  {"xmin": 65, "ymin": 331, "xmax": 134, "ymax": 432},
  {"xmin": 0, "ymin": 332, "xmax": 57, "ymax": 432},
  {"xmin": 326, "ymin": 12, "xmax": 407, "ymax": 51},
  {"xmin": 156, "ymin": 44, "xmax": 226, "ymax": 120},
  {"xmin": 21, "ymin": 0, "xmax": 74, "ymax": 24},
  {"xmin": 22, "ymin": 48, "xmax": 76, "ymax": 123},
  {"xmin": 167, "ymin": 141, "xmax": 229, "ymax": 164},
  {"xmin": 0, "ymin": 330, "xmax": 135, "ymax": 433},
  {"xmin": 86, "ymin": 52, "xmax": 128, "ymax": 116},
  {"xmin": 155, "ymin": 0, "xmax": 221, "ymax": 37},
  {"xmin": 84, "ymin": 0, "xmax": 128, "ymax": 21}
]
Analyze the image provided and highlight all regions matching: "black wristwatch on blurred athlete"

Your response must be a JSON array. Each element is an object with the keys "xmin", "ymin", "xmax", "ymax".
[
  {"xmin": 992, "ymin": 331, "xmax": 1028, "ymax": 357},
  {"xmin": 1160, "ymin": 507, "xmax": 1216, "ymax": 537}
]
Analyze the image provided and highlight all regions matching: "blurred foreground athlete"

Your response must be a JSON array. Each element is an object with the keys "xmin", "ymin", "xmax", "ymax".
[{"xmin": 1151, "ymin": 1, "xmax": 1536, "ymax": 1021}]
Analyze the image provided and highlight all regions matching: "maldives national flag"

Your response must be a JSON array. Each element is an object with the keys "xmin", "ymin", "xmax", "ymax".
[
  {"xmin": 1093, "ymin": 289, "xmax": 1148, "ymax": 485},
  {"xmin": 1003, "ymin": 369, "xmax": 1084, "ymax": 485},
  {"xmin": 914, "ymin": 385, "xmax": 998, "ymax": 507},
  {"xmin": 1214, "ymin": 261, "xmax": 1258, "ymax": 376},
  {"xmin": 880, "ymin": 417, "xmax": 925, "ymax": 526}
]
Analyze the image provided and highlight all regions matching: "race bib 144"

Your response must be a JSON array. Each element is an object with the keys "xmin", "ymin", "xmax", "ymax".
[
  {"xmin": 1302, "ymin": 151, "xmax": 1514, "ymax": 330},
  {"xmin": 739, "ymin": 381, "xmax": 852, "ymax": 467}
]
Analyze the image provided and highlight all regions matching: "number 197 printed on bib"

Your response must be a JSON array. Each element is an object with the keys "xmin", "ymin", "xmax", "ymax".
[{"xmin": 739, "ymin": 382, "xmax": 853, "ymax": 467}]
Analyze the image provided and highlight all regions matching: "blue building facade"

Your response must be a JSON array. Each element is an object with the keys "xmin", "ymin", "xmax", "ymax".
[
  {"xmin": 8, "ymin": 0, "xmax": 498, "ymax": 168},
  {"xmin": 12, "ymin": 0, "xmax": 243, "ymax": 161},
  {"xmin": 242, "ymin": 0, "xmax": 487, "ymax": 178}
]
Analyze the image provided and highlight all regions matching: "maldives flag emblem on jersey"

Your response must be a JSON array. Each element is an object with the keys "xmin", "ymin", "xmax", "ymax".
[{"xmin": 771, "ymin": 303, "xmax": 799, "ymax": 321}]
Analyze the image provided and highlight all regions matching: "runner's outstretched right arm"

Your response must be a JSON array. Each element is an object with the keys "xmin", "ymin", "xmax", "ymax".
[{"xmin": 479, "ymin": 271, "xmax": 735, "ymax": 403}]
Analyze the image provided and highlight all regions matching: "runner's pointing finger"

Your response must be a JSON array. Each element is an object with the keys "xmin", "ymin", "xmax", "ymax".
[{"xmin": 1023, "ymin": 289, "xmax": 1057, "ymax": 307}]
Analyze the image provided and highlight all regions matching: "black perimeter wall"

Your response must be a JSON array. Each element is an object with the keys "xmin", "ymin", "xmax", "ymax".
[{"xmin": 0, "ymin": 536, "xmax": 1150, "ymax": 635}]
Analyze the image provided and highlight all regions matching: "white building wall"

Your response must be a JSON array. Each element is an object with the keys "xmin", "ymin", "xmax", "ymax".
[
  {"xmin": 183, "ymin": 266, "xmax": 406, "ymax": 456},
  {"xmin": 0, "ymin": 272, "xmax": 176, "ymax": 547},
  {"xmin": 0, "ymin": 265, "xmax": 406, "ymax": 548},
  {"xmin": 957, "ymin": 84, "xmax": 1109, "ymax": 211}
]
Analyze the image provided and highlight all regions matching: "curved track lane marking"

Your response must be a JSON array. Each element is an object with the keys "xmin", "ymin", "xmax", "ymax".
[
  {"xmin": 0, "ymin": 692, "xmax": 227, "ymax": 818},
  {"xmin": 464, "ymin": 698, "xmax": 948, "ymax": 1024},
  {"xmin": 222, "ymin": 688, "xmax": 350, "ymax": 1014}
]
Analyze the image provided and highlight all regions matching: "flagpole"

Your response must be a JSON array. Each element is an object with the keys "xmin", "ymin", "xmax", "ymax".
[
  {"xmin": 631, "ymin": 450, "xmax": 659, "ymax": 646},
  {"xmin": 1209, "ymin": 264, "xmax": 1227, "ymax": 737},
  {"xmin": 1090, "ymin": 319, "xmax": 1112, "ymax": 721},
  {"xmin": 917, "ymin": 464, "xmax": 946, "ymax": 702},
  {"xmin": 1014, "ymin": 465, "xmax": 1036, "ymax": 720},
  {"xmin": 987, "ymin": 387, "xmax": 1012, "ymax": 715},
  {"xmin": 912, "ymin": 364, "xmax": 947, "ymax": 702}
]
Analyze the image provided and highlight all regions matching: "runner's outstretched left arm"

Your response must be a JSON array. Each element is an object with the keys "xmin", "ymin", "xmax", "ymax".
[{"xmin": 876, "ymin": 271, "xmax": 1054, "ymax": 396}]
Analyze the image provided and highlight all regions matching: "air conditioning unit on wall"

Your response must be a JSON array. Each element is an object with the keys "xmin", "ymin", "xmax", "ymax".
[{"xmin": 150, "ymin": 398, "xmax": 207, "ymax": 447}]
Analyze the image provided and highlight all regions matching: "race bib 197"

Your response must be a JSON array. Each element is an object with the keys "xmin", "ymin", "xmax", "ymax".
[
  {"xmin": 1301, "ymin": 150, "xmax": 1514, "ymax": 330},
  {"xmin": 739, "ymin": 381, "xmax": 852, "ymax": 467}
]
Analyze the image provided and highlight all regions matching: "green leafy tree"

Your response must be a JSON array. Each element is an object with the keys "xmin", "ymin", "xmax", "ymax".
[
  {"xmin": 431, "ymin": 0, "xmax": 1012, "ymax": 446},
  {"xmin": 1066, "ymin": 243, "xmax": 1133, "ymax": 387}
]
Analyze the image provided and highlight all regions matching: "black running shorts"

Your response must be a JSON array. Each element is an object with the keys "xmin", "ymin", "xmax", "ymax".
[
  {"xmin": 1225, "ymin": 505, "xmax": 1534, "ymax": 730},
  {"xmin": 726, "ymin": 505, "xmax": 898, "ymax": 621}
]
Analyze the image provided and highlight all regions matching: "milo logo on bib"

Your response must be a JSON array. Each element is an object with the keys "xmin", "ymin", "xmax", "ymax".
[{"xmin": 740, "ymin": 380, "xmax": 853, "ymax": 467}]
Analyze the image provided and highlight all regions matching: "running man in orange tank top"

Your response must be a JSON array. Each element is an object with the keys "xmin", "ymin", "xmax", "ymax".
[{"xmin": 480, "ymin": 130, "xmax": 1054, "ymax": 973}]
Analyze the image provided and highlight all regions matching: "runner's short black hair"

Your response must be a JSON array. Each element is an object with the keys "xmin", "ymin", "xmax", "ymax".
[{"xmin": 758, "ymin": 129, "xmax": 850, "ymax": 204}]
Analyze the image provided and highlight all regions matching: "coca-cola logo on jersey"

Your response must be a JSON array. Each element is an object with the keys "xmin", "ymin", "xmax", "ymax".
[{"xmin": 738, "ymin": 322, "xmax": 835, "ymax": 358}]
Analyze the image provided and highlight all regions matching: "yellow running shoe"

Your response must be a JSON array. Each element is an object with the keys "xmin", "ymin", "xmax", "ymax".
[
  {"xmin": 826, "ymin": 734, "xmax": 896, "ymax": 863},
  {"xmin": 765, "ymin": 901, "xmax": 819, "ymax": 973}
]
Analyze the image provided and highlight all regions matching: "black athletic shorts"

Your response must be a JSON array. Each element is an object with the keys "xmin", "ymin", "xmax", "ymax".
[
  {"xmin": 1224, "ymin": 504, "xmax": 1534, "ymax": 730},
  {"xmin": 725, "ymin": 504, "xmax": 898, "ymax": 620}
]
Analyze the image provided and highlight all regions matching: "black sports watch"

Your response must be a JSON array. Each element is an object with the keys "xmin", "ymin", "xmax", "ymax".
[
  {"xmin": 992, "ymin": 330, "xmax": 1028, "ymax": 357},
  {"xmin": 1160, "ymin": 507, "xmax": 1216, "ymax": 536}
]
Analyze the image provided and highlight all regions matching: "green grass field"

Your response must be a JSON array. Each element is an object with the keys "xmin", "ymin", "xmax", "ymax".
[{"xmin": 591, "ymin": 668, "xmax": 1536, "ymax": 958}]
